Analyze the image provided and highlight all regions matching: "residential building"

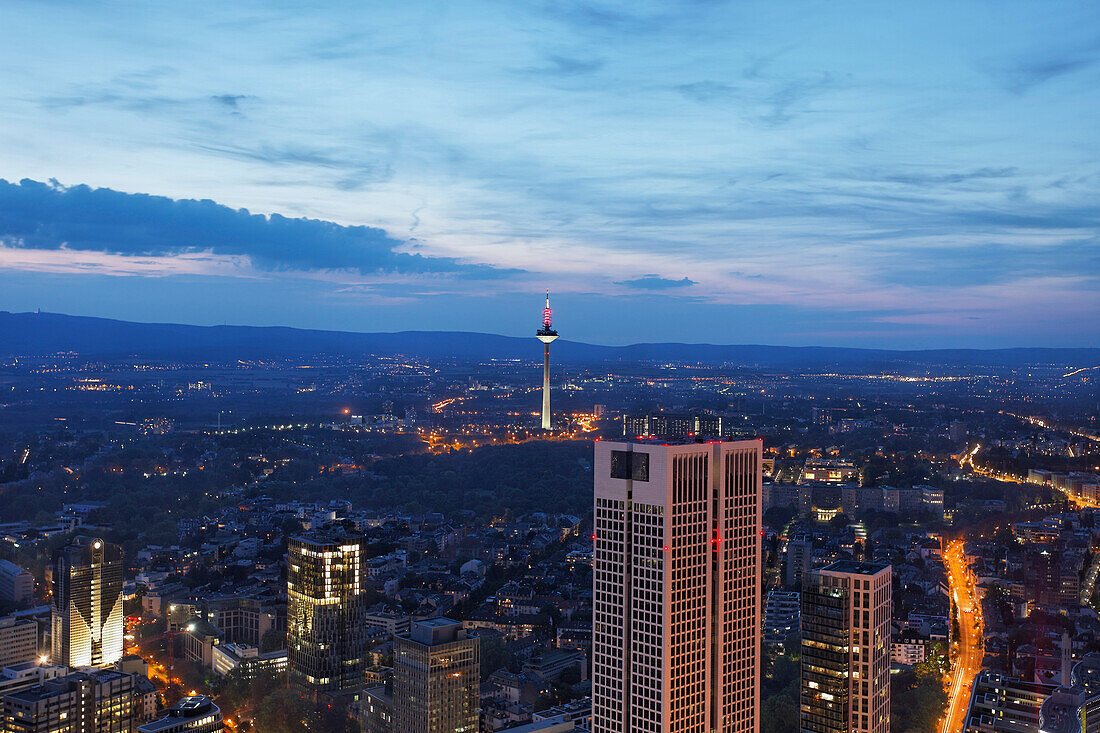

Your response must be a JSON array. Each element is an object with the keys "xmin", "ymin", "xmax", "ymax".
[
  {"xmin": 800, "ymin": 561, "xmax": 892, "ymax": 733},
  {"xmin": 51, "ymin": 537, "xmax": 124, "ymax": 668},
  {"xmin": 591, "ymin": 439, "xmax": 763, "ymax": 733},
  {"xmin": 963, "ymin": 671, "xmax": 1055, "ymax": 732},
  {"xmin": 355, "ymin": 685, "xmax": 394, "ymax": 733},
  {"xmin": 763, "ymin": 590, "xmax": 800, "ymax": 646},
  {"xmin": 393, "ymin": 618, "xmax": 479, "ymax": 733},
  {"xmin": 890, "ymin": 629, "xmax": 928, "ymax": 666}
]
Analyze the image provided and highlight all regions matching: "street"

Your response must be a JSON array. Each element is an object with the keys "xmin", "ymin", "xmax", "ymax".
[{"xmin": 942, "ymin": 539, "xmax": 984, "ymax": 733}]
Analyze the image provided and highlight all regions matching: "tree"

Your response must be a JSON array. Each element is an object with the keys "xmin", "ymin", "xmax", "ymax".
[
  {"xmin": 260, "ymin": 628, "xmax": 286, "ymax": 653},
  {"xmin": 761, "ymin": 693, "xmax": 798, "ymax": 733},
  {"xmin": 479, "ymin": 635, "xmax": 514, "ymax": 679}
]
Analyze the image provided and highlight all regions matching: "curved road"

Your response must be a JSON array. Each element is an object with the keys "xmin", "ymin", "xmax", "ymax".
[{"xmin": 942, "ymin": 540, "xmax": 983, "ymax": 733}]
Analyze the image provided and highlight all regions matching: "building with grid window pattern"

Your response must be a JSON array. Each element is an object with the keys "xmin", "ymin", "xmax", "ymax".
[
  {"xmin": 592, "ymin": 439, "xmax": 762, "ymax": 733},
  {"xmin": 800, "ymin": 561, "xmax": 892, "ymax": 733},
  {"xmin": 1, "ymin": 668, "xmax": 147, "ymax": 733},
  {"xmin": 393, "ymin": 618, "xmax": 479, "ymax": 733},
  {"xmin": 287, "ymin": 532, "xmax": 371, "ymax": 696}
]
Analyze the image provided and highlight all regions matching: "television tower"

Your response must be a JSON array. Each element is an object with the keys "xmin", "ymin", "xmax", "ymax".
[{"xmin": 536, "ymin": 290, "xmax": 558, "ymax": 430}]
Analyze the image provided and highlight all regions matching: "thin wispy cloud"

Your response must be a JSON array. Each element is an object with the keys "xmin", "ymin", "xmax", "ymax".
[
  {"xmin": 615, "ymin": 275, "xmax": 696, "ymax": 290},
  {"xmin": 0, "ymin": 0, "xmax": 1095, "ymax": 347}
]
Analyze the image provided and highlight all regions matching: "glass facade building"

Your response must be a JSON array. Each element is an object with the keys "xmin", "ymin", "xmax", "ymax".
[
  {"xmin": 287, "ymin": 532, "xmax": 370, "ymax": 695},
  {"xmin": 800, "ymin": 561, "xmax": 892, "ymax": 733},
  {"xmin": 51, "ymin": 537, "xmax": 124, "ymax": 669}
]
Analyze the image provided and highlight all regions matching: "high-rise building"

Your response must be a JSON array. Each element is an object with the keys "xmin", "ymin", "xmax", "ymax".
[
  {"xmin": 1, "ymin": 668, "xmax": 148, "ymax": 733},
  {"xmin": 591, "ymin": 439, "xmax": 763, "ymax": 733},
  {"xmin": 51, "ymin": 537, "xmax": 123, "ymax": 669},
  {"xmin": 393, "ymin": 618, "xmax": 479, "ymax": 733},
  {"xmin": 0, "ymin": 616, "xmax": 38, "ymax": 670},
  {"xmin": 137, "ymin": 695, "xmax": 224, "ymax": 733},
  {"xmin": 536, "ymin": 290, "xmax": 558, "ymax": 431},
  {"xmin": 800, "ymin": 561, "xmax": 892, "ymax": 733},
  {"xmin": 287, "ymin": 531, "xmax": 370, "ymax": 696},
  {"xmin": 0, "ymin": 560, "xmax": 34, "ymax": 605}
]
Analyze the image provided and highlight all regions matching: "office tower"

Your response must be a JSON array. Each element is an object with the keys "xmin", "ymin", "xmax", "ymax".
[
  {"xmin": 137, "ymin": 695, "xmax": 224, "ymax": 733},
  {"xmin": 592, "ymin": 439, "xmax": 763, "ymax": 733},
  {"xmin": 51, "ymin": 537, "xmax": 124, "ymax": 669},
  {"xmin": 393, "ymin": 618, "xmax": 479, "ymax": 733},
  {"xmin": 1, "ymin": 668, "xmax": 147, "ymax": 732},
  {"xmin": 287, "ymin": 531, "xmax": 370, "ymax": 695},
  {"xmin": 0, "ymin": 560, "xmax": 34, "ymax": 605},
  {"xmin": 536, "ymin": 290, "xmax": 558, "ymax": 430},
  {"xmin": 800, "ymin": 561, "xmax": 892, "ymax": 733},
  {"xmin": 0, "ymin": 616, "xmax": 38, "ymax": 669}
]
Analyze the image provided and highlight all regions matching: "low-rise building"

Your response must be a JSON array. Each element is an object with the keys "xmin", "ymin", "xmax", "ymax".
[
  {"xmin": 137, "ymin": 695, "xmax": 223, "ymax": 733},
  {"xmin": 210, "ymin": 642, "xmax": 287, "ymax": 678}
]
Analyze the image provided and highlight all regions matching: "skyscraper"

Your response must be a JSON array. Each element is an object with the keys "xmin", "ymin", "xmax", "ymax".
[
  {"xmin": 393, "ymin": 618, "xmax": 479, "ymax": 733},
  {"xmin": 800, "ymin": 561, "xmax": 892, "ymax": 733},
  {"xmin": 51, "ymin": 536, "xmax": 124, "ymax": 669},
  {"xmin": 591, "ymin": 438, "xmax": 763, "ymax": 733},
  {"xmin": 287, "ymin": 531, "xmax": 370, "ymax": 696},
  {"xmin": 536, "ymin": 289, "xmax": 558, "ymax": 430}
]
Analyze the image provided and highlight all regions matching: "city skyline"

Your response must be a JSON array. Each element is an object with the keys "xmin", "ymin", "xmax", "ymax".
[{"xmin": 0, "ymin": 2, "xmax": 1097, "ymax": 348}]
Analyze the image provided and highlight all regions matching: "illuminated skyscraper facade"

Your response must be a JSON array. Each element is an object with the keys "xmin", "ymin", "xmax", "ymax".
[
  {"xmin": 801, "ymin": 561, "xmax": 892, "ymax": 733},
  {"xmin": 287, "ymin": 532, "xmax": 370, "ymax": 695},
  {"xmin": 592, "ymin": 439, "xmax": 763, "ymax": 733},
  {"xmin": 51, "ymin": 537, "xmax": 124, "ymax": 669}
]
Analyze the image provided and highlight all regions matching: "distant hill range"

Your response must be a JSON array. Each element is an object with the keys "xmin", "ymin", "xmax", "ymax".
[{"xmin": 0, "ymin": 311, "xmax": 1095, "ymax": 368}]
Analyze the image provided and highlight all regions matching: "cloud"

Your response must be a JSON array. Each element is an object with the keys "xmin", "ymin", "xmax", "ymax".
[
  {"xmin": 522, "ymin": 54, "xmax": 605, "ymax": 77},
  {"xmin": 760, "ymin": 72, "xmax": 835, "ymax": 126},
  {"xmin": 676, "ymin": 81, "xmax": 737, "ymax": 103},
  {"xmin": 0, "ymin": 178, "xmax": 514, "ymax": 280},
  {"xmin": 615, "ymin": 274, "xmax": 696, "ymax": 290},
  {"xmin": 211, "ymin": 94, "xmax": 250, "ymax": 111},
  {"xmin": 867, "ymin": 167, "xmax": 1018, "ymax": 188},
  {"xmin": 994, "ymin": 43, "xmax": 1100, "ymax": 94}
]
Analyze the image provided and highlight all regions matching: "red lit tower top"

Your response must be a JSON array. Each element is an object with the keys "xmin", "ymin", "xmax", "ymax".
[{"xmin": 538, "ymin": 289, "xmax": 557, "ymax": 338}]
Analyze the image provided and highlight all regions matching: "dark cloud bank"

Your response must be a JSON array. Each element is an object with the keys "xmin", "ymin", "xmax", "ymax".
[{"xmin": 0, "ymin": 178, "xmax": 511, "ymax": 279}]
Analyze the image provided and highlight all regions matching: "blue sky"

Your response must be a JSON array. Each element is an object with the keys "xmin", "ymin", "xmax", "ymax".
[{"xmin": 0, "ymin": 0, "xmax": 1097, "ymax": 348}]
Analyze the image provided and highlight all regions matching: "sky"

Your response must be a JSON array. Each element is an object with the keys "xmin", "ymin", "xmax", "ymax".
[{"xmin": 0, "ymin": 0, "xmax": 1097, "ymax": 349}]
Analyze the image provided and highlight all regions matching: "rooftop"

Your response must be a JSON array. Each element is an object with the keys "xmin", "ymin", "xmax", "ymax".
[{"xmin": 822, "ymin": 560, "xmax": 891, "ymax": 576}]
